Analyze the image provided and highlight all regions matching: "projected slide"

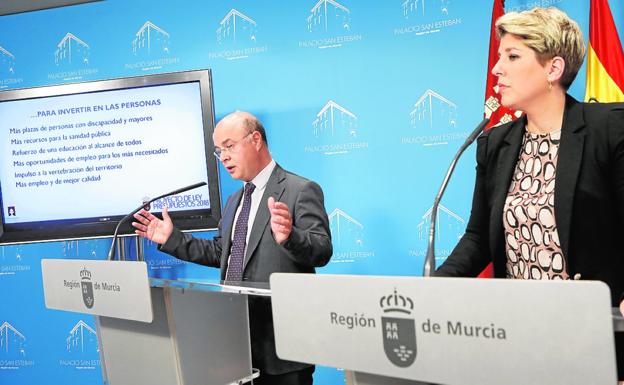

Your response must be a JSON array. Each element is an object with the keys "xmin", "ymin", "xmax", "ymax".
[{"xmin": 0, "ymin": 82, "xmax": 211, "ymax": 224}]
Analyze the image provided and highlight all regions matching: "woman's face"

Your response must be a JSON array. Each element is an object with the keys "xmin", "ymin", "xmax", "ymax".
[{"xmin": 492, "ymin": 33, "xmax": 551, "ymax": 111}]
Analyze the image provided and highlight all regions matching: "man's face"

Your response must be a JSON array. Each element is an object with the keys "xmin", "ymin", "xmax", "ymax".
[{"xmin": 212, "ymin": 119, "xmax": 259, "ymax": 182}]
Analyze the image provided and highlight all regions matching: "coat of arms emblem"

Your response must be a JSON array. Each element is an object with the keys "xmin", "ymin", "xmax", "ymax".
[
  {"xmin": 380, "ymin": 288, "xmax": 416, "ymax": 367},
  {"xmin": 80, "ymin": 268, "xmax": 94, "ymax": 309}
]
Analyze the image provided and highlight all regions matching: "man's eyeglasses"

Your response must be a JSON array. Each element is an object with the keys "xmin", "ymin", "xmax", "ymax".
[{"xmin": 213, "ymin": 132, "xmax": 254, "ymax": 159}]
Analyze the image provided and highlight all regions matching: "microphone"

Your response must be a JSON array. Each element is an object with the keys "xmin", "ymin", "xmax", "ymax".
[
  {"xmin": 106, "ymin": 181, "xmax": 207, "ymax": 261},
  {"xmin": 422, "ymin": 114, "xmax": 492, "ymax": 277}
]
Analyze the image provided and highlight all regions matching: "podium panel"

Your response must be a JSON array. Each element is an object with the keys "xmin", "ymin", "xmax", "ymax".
[
  {"xmin": 97, "ymin": 285, "xmax": 252, "ymax": 385},
  {"xmin": 271, "ymin": 274, "xmax": 617, "ymax": 385},
  {"xmin": 41, "ymin": 259, "xmax": 152, "ymax": 322},
  {"xmin": 97, "ymin": 287, "xmax": 180, "ymax": 385},
  {"xmin": 42, "ymin": 259, "xmax": 259, "ymax": 385},
  {"xmin": 346, "ymin": 371, "xmax": 428, "ymax": 385},
  {"xmin": 167, "ymin": 287, "xmax": 252, "ymax": 385}
]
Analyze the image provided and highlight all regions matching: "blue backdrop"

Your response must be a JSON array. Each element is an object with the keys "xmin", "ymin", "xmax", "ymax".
[{"xmin": 0, "ymin": 1, "xmax": 621, "ymax": 384}]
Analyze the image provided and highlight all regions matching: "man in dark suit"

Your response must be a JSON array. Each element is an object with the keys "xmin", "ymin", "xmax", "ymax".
[{"xmin": 132, "ymin": 111, "xmax": 333, "ymax": 385}]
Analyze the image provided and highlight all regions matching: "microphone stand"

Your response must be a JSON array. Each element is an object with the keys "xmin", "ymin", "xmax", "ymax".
[
  {"xmin": 107, "ymin": 181, "xmax": 207, "ymax": 261},
  {"xmin": 422, "ymin": 117, "xmax": 491, "ymax": 277}
]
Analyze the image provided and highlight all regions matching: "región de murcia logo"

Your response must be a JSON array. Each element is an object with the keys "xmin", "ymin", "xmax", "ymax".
[
  {"xmin": 380, "ymin": 288, "xmax": 416, "ymax": 367},
  {"xmin": 80, "ymin": 267, "xmax": 94, "ymax": 309}
]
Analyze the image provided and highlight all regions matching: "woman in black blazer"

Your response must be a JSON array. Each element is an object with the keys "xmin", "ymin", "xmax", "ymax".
[{"xmin": 434, "ymin": 7, "xmax": 624, "ymax": 381}]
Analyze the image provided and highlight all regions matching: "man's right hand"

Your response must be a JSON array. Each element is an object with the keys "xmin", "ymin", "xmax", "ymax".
[{"xmin": 132, "ymin": 207, "xmax": 173, "ymax": 245}]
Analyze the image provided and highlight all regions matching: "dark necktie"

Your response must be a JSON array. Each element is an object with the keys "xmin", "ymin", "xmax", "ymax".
[{"xmin": 225, "ymin": 182, "xmax": 255, "ymax": 281}]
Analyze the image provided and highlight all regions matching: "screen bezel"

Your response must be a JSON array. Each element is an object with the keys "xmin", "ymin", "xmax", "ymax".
[{"xmin": 0, "ymin": 70, "xmax": 221, "ymax": 244}]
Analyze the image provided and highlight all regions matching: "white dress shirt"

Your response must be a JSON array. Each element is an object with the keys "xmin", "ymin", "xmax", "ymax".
[{"xmin": 230, "ymin": 159, "xmax": 276, "ymax": 245}]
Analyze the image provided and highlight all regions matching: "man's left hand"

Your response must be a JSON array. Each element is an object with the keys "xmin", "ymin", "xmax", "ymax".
[
  {"xmin": 268, "ymin": 196, "xmax": 292, "ymax": 245},
  {"xmin": 620, "ymin": 299, "xmax": 624, "ymax": 318}
]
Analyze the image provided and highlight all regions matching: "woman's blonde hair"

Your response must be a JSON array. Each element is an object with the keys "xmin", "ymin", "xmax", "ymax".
[{"xmin": 496, "ymin": 7, "xmax": 586, "ymax": 90}]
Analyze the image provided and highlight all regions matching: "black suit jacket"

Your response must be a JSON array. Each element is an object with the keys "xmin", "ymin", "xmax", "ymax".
[
  {"xmin": 436, "ymin": 96, "xmax": 624, "ymax": 307},
  {"xmin": 160, "ymin": 164, "xmax": 333, "ymax": 374}
]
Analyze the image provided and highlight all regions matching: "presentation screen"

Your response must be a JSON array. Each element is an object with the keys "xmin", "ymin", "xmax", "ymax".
[{"xmin": 0, "ymin": 70, "xmax": 221, "ymax": 244}]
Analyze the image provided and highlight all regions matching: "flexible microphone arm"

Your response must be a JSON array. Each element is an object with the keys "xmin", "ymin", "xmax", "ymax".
[
  {"xmin": 107, "ymin": 181, "xmax": 207, "ymax": 261},
  {"xmin": 422, "ymin": 117, "xmax": 491, "ymax": 277}
]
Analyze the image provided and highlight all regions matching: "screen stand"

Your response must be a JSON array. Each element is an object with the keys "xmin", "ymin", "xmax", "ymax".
[
  {"xmin": 114, "ymin": 237, "xmax": 145, "ymax": 262},
  {"xmin": 135, "ymin": 236, "xmax": 144, "ymax": 261},
  {"xmin": 116, "ymin": 237, "xmax": 126, "ymax": 261}
]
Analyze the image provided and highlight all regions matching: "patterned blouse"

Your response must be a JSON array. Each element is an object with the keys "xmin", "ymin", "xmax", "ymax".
[{"xmin": 503, "ymin": 129, "xmax": 569, "ymax": 280}]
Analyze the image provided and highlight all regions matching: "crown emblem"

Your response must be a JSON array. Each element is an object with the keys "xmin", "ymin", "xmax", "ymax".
[
  {"xmin": 80, "ymin": 267, "xmax": 92, "ymax": 280},
  {"xmin": 380, "ymin": 288, "xmax": 413, "ymax": 315}
]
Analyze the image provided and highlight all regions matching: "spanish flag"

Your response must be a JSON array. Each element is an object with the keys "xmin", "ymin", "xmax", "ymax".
[{"xmin": 585, "ymin": 0, "xmax": 624, "ymax": 102}]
